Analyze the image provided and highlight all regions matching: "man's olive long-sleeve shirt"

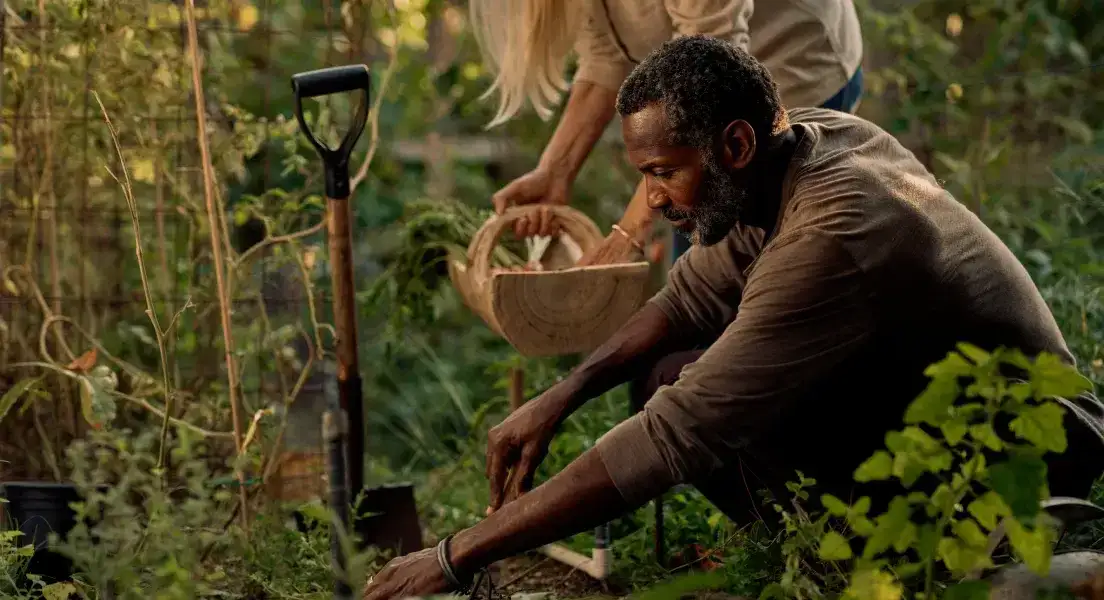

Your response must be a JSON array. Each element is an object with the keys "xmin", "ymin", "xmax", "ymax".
[{"xmin": 595, "ymin": 107, "xmax": 1074, "ymax": 507}]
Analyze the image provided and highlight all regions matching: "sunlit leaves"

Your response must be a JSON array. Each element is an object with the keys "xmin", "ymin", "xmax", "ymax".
[
  {"xmin": 967, "ymin": 491, "xmax": 1009, "ymax": 531},
  {"xmin": 773, "ymin": 346, "xmax": 1087, "ymax": 597},
  {"xmin": 1005, "ymin": 516, "xmax": 1056, "ymax": 575},
  {"xmin": 1009, "ymin": 402, "xmax": 1068, "ymax": 452},
  {"xmin": 841, "ymin": 568, "xmax": 903, "ymax": 600}
]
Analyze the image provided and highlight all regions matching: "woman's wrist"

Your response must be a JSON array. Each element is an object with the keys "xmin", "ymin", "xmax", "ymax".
[{"xmin": 615, "ymin": 217, "xmax": 653, "ymax": 249}]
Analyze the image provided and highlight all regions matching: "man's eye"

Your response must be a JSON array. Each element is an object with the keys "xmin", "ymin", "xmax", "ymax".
[{"xmin": 652, "ymin": 170, "xmax": 673, "ymax": 179}]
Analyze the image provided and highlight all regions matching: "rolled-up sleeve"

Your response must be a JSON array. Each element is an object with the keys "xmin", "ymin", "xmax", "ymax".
[
  {"xmin": 596, "ymin": 232, "xmax": 875, "ymax": 506},
  {"xmin": 665, "ymin": 0, "xmax": 752, "ymax": 51},
  {"xmin": 573, "ymin": 4, "xmax": 634, "ymax": 92}
]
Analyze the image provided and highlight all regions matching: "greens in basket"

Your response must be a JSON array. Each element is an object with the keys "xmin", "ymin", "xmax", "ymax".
[{"xmin": 361, "ymin": 197, "xmax": 525, "ymax": 334}]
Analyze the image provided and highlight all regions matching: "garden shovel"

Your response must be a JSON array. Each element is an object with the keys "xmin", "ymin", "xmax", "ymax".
[{"xmin": 291, "ymin": 65, "xmax": 424, "ymax": 563}]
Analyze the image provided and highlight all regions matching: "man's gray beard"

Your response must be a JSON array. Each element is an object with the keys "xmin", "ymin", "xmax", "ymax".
[{"xmin": 677, "ymin": 156, "xmax": 747, "ymax": 247}]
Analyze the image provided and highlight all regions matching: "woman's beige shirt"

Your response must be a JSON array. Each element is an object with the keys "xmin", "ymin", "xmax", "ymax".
[{"xmin": 575, "ymin": 0, "xmax": 864, "ymax": 109}]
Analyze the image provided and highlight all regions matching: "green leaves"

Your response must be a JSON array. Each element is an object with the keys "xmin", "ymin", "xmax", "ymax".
[
  {"xmin": 0, "ymin": 376, "xmax": 42, "ymax": 426},
  {"xmin": 818, "ymin": 531, "xmax": 853, "ymax": 561},
  {"xmin": 854, "ymin": 450, "xmax": 893, "ymax": 482},
  {"xmin": 1005, "ymin": 516, "xmax": 1055, "ymax": 575},
  {"xmin": 988, "ymin": 454, "xmax": 1048, "ymax": 520},
  {"xmin": 771, "ymin": 346, "xmax": 1085, "ymax": 599},
  {"xmin": 1009, "ymin": 402, "xmax": 1068, "ymax": 453},
  {"xmin": 862, "ymin": 497, "xmax": 917, "ymax": 558},
  {"xmin": 1030, "ymin": 352, "xmax": 1092, "ymax": 400},
  {"xmin": 884, "ymin": 426, "xmax": 954, "ymax": 486},
  {"xmin": 967, "ymin": 491, "xmax": 1010, "ymax": 531}
]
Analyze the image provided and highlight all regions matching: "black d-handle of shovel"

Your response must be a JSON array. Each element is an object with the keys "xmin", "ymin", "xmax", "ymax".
[{"xmin": 291, "ymin": 64, "xmax": 371, "ymax": 200}]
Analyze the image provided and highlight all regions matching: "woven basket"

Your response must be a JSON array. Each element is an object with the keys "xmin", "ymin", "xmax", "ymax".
[{"xmin": 448, "ymin": 205, "xmax": 650, "ymax": 357}]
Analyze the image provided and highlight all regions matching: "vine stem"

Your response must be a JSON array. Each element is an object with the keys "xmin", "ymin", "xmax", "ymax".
[
  {"xmin": 924, "ymin": 444, "xmax": 984, "ymax": 596},
  {"xmin": 182, "ymin": 0, "xmax": 250, "ymax": 531}
]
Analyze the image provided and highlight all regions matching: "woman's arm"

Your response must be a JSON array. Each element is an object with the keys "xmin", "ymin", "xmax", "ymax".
[
  {"xmin": 537, "ymin": 81, "xmax": 619, "ymax": 183},
  {"xmin": 489, "ymin": 81, "xmax": 617, "ymax": 227}
]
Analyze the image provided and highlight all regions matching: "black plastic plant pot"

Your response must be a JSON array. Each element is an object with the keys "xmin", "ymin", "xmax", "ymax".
[{"xmin": 0, "ymin": 481, "xmax": 82, "ymax": 584}]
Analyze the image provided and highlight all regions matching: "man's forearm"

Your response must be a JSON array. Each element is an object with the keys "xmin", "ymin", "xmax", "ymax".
[
  {"xmin": 537, "ymin": 81, "xmax": 618, "ymax": 181},
  {"xmin": 450, "ymin": 448, "xmax": 634, "ymax": 575},
  {"xmin": 553, "ymin": 303, "xmax": 691, "ymax": 422}
]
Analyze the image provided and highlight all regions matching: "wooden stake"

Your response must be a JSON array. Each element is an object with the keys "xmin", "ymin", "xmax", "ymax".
[{"xmin": 509, "ymin": 366, "xmax": 525, "ymax": 412}]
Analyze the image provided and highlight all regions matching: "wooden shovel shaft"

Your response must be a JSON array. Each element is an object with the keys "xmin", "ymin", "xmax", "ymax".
[{"xmin": 327, "ymin": 196, "xmax": 365, "ymax": 497}]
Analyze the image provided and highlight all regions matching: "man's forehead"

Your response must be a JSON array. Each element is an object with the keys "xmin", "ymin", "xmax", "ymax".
[{"xmin": 621, "ymin": 104, "xmax": 672, "ymax": 150}]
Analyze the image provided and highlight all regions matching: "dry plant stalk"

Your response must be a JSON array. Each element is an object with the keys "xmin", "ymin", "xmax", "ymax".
[
  {"xmin": 90, "ymin": 95, "xmax": 180, "ymax": 463},
  {"xmin": 182, "ymin": 0, "xmax": 250, "ymax": 530}
]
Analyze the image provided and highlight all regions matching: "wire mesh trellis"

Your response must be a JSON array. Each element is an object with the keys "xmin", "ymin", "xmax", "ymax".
[{"xmin": 0, "ymin": 0, "xmax": 388, "ymax": 503}]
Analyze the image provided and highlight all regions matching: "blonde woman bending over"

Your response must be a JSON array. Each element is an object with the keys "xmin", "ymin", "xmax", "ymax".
[{"xmin": 474, "ymin": 0, "xmax": 864, "ymax": 264}]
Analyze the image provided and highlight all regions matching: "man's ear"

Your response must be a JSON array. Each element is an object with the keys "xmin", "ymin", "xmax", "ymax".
[{"xmin": 720, "ymin": 120, "xmax": 756, "ymax": 169}]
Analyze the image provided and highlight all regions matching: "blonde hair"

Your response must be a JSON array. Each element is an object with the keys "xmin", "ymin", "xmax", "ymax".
[{"xmin": 469, "ymin": 0, "xmax": 582, "ymax": 128}]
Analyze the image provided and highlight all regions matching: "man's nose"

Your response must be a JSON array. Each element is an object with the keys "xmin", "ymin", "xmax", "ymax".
[{"xmin": 645, "ymin": 184, "xmax": 669, "ymax": 210}]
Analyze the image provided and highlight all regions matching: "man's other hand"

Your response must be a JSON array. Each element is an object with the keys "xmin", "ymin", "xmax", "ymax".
[{"xmin": 485, "ymin": 392, "xmax": 565, "ymax": 514}]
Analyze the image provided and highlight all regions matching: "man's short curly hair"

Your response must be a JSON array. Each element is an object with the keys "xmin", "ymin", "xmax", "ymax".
[{"xmin": 615, "ymin": 35, "xmax": 788, "ymax": 152}]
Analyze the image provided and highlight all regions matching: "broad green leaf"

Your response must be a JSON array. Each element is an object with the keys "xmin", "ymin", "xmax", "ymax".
[
  {"xmin": 864, "ymin": 497, "xmax": 916, "ymax": 558},
  {"xmin": 894, "ymin": 562, "xmax": 924, "ymax": 579},
  {"xmin": 1031, "ymin": 353, "xmax": 1091, "ymax": 399},
  {"xmin": 968, "ymin": 422, "xmax": 1004, "ymax": 451},
  {"xmin": 924, "ymin": 350, "xmax": 975, "ymax": 378},
  {"xmin": 905, "ymin": 376, "xmax": 959, "ymax": 425},
  {"xmin": 42, "ymin": 582, "xmax": 79, "ymax": 600},
  {"xmin": 988, "ymin": 455, "xmax": 1047, "ymax": 520},
  {"xmin": 885, "ymin": 427, "xmax": 954, "ymax": 485},
  {"xmin": 0, "ymin": 376, "xmax": 41, "ymax": 425},
  {"xmin": 957, "ymin": 343, "xmax": 992, "ymax": 365},
  {"xmin": 940, "ymin": 418, "xmax": 968, "ymax": 445},
  {"xmin": 952, "ymin": 518, "xmax": 990, "ymax": 547},
  {"xmin": 1009, "ymin": 402, "xmax": 1068, "ymax": 453},
  {"xmin": 821, "ymin": 494, "xmax": 850, "ymax": 517},
  {"xmin": 855, "ymin": 451, "xmax": 893, "ymax": 482},
  {"xmin": 1008, "ymin": 382, "xmax": 1033, "ymax": 402},
  {"xmin": 967, "ymin": 492, "xmax": 1010, "ymax": 531},
  {"xmin": 938, "ymin": 536, "xmax": 993, "ymax": 575},
  {"xmin": 1005, "ymin": 517, "xmax": 1054, "ymax": 576},
  {"xmin": 852, "ymin": 496, "xmax": 872, "ymax": 515},
  {"xmin": 929, "ymin": 483, "xmax": 956, "ymax": 517},
  {"xmin": 943, "ymin": 580, "xmax": 991, "ymax": 600},
  {"xmin": 841, "ymin": 568, "xmax": 902, "ymax": 600},
  {"xmin": 818, "ymin": 530, "xmax": 853, "ymax": 561}
]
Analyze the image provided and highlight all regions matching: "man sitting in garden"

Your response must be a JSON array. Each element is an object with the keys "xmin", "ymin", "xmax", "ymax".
[{"xmin": 361, "ymin": 35, "xmax": 1104, "ymax": 599}]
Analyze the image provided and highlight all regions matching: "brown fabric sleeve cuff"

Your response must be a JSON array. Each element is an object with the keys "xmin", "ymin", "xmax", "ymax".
[
  {"xmin": 595, "ymin": 414, "xmax": 677, "ymax": 507},
  {"xmin": 573, "ymin": 60, "xmax": 633, "ymax": 93}
]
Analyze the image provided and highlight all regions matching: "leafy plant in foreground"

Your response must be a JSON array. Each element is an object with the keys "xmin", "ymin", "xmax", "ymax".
[{"xmin": 763, "ymin": 344, "xmax": 1093, "ymax": 600}]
